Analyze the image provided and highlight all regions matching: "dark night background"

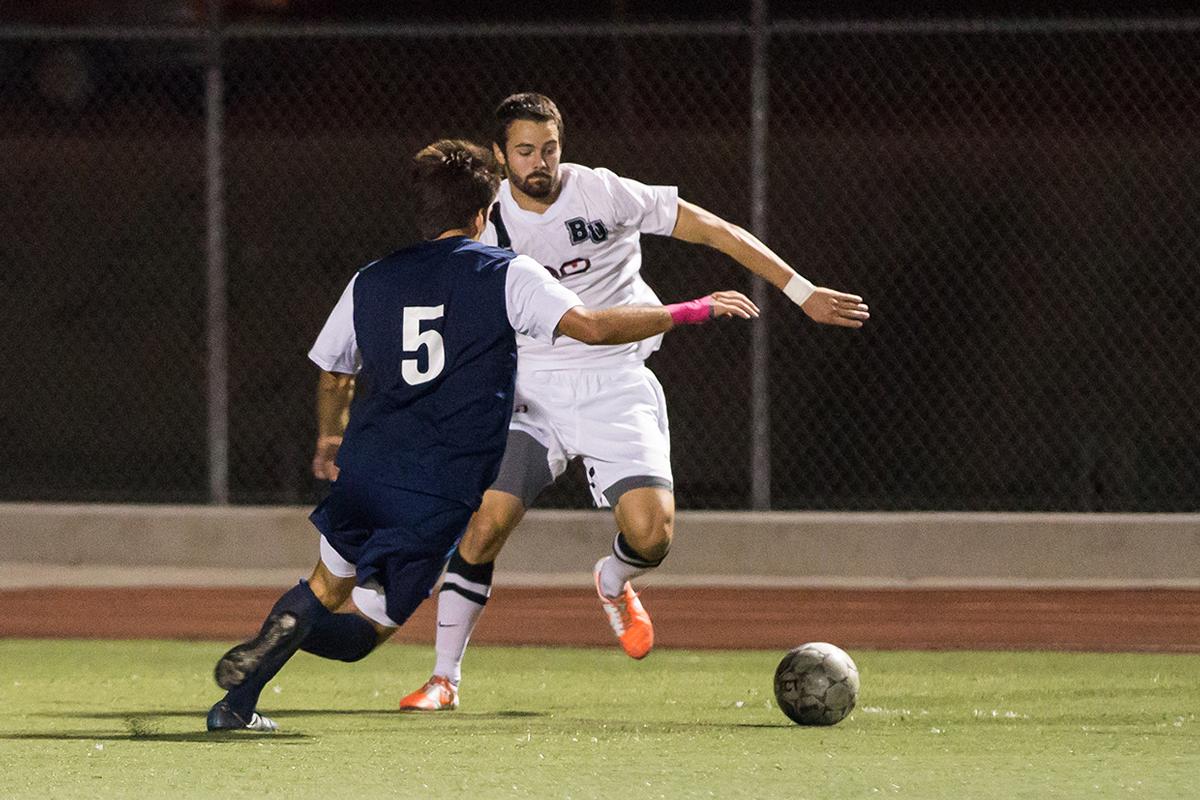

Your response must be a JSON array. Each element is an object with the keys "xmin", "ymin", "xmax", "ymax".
[{"xmin": 2, "ymin": 2, "xmax": 1197, "ymax": 510}]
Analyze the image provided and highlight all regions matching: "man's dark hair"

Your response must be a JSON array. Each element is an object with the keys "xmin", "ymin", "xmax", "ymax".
[
  {"xmin": 494, "ymin": 92, "xmax": 564, "ymax": 150},
  {"xmin": 411, "ymin": 139, "xmax": 500, "ymax": 240}
]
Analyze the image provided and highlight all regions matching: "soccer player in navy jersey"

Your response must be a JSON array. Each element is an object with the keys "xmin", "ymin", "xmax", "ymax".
[{"xmin": 205, "ymin": 139, "xmax": 757, "ymax": 732}]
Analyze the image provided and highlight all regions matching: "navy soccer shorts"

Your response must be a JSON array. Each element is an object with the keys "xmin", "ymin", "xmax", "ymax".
[{"xmin": 308, "ymin": 470, "xmax": 473, "ymax": 627}]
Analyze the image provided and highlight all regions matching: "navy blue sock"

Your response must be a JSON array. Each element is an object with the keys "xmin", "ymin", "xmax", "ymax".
[
  {"xmin": 301, "ymin": 613, "xmax": 378, "ymax": 662},
  {"xmin": 447, "ymin": 548, "xmax": 495, "ymax": 586},
  {"xmin": 224, "ymin": 581, "xmax": 324, "ymax": 716}
]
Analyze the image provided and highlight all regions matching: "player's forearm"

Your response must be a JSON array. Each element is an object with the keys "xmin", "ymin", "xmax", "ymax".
[
  {"xmin": 316, "ymin": 371, "xmax": 355, "ymax": 440},
  {"xmin": 558, "ymin": 291, "xmax": 757, "ymax": 344},
  {"xmin": 558, "ymin": 305, "xmax": 673, "ymax": 345},
  {"xmin": 673, "ymin": 199, "xmax": 800, "ymax": 290},
  {"xmin": 711, "ymin": 223, "xmax": 797, "ymax": 290}
]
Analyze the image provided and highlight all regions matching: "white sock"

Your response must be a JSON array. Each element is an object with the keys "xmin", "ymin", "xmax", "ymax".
[
  {"xmin": 600, "ymin": 556, "xmax": 650, "ymax": 598},
  {"xmin": 599, "ymin": 533, "xmax": 664, "ymax": 598},
  {"xmin": 432, "ymin": 569, "xmax": 492, "ymax": 684}
]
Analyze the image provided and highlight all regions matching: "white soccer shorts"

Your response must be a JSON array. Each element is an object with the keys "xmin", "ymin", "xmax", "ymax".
[{"xmin": 502, "ymin": 364, "xmax": 673, "ymax": 508}]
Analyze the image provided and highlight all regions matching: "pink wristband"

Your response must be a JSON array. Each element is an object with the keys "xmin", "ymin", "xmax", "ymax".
[{"xmin": 665, "ymin": 297, "xmax": 714, "ymax": 325}]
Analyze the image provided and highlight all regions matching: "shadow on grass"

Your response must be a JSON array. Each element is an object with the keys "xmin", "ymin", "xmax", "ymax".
[
  {"xmin": 33, "ymin": 709, "xmax": 546, "ymax": 720},
  {"xmin": 571, "ymin": 716, "xmax": 824, "ymax": 732},
  {"xmin": 0, "ymin": 731, "xmax": 310, "ymax": 743}
]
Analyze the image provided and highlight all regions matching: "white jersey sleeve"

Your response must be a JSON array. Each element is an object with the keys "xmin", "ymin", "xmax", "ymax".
[
  {"xmin": 594, "ymin": 167, "xmax": 679, "ymax": 236},
  {"xmin": 308, "ymin": 273, "xmax": 361, "ymax": 374},
  {"xmin": 505, "ymin": 254, "xmax": 583, "ymax": 344}
]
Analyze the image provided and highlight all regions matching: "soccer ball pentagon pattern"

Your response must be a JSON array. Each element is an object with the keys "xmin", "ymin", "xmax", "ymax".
[{"xmin": 773, "ymin": 642, "xmax": 860, "ymax": 726}]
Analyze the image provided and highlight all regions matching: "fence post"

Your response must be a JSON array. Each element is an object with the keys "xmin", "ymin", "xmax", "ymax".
[
  {"xmin": 205, "ymin": 0, "xmax": 230, "ymax": 504},
  {"xmin": 749, "ymin": 0, "xmax": 771, "ymax": 510}
]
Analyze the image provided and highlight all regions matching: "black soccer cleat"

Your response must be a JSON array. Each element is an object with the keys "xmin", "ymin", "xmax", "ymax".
[
  {"xmin": 206, "ymin": 700, "xmax": 279, "ymax": 733},
  {"xmin": 214, "ymin": 612, "xmax": 301, "ymax": 690}
]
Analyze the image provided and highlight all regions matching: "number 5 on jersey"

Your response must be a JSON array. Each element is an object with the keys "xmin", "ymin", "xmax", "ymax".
[{"xmin": 401, "ymin": 305, "xmax": 445, "ymax": 385}]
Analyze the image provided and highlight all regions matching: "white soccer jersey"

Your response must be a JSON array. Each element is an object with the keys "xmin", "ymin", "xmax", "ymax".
[{"xmin": 482, "ymin": 163, "xmax": 679, "ymax": 370}]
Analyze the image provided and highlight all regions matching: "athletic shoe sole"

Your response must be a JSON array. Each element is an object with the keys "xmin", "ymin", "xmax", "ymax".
[{"xmin": 214, "ymin": 612, "xmax": 300, "ymax": 690}]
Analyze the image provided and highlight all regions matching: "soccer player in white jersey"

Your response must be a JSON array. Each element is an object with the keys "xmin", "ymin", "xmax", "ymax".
[{"xmin": 375, "ymin": 94, "xmax": 870, "ymax": 711}]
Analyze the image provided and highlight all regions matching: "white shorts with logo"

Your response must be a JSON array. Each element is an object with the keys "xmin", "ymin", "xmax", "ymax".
[{"xmin": 498, "ymin": 364, "xmax": 673, "ymax": 508}]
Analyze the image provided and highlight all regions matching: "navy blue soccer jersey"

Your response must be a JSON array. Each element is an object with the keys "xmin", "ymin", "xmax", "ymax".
[{"xmin": 308, "ymin": 236, "xmax": 581, "ymax": 507}]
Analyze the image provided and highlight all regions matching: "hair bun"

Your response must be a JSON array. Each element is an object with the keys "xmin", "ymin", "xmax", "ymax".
[{"xmin": 443, "ymin": 149, "xmax": 472, "ymax": 168}]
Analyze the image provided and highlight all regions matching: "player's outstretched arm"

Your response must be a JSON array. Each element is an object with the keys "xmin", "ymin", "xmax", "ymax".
[
  {"xmin": 557, "ymin": 291, "xmax": 759, "ymax": 345},
  {"xmin": 670, "ymin": 198, "xmax": 870, "ymax": 329},
  {"xmin": 312, "ymin": 370, "xmax": 354, "ymax": 480}
]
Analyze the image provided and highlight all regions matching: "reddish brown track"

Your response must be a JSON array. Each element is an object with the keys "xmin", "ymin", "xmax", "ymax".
[{"xmin": 4, "ymin": 587, "xmax": 1198, "ymax": 652}]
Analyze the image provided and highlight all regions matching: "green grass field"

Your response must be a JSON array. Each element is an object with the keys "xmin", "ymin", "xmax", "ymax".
[{"xmin": 1, "ymin": 641, "xmax": 1197, "ymax": 799}]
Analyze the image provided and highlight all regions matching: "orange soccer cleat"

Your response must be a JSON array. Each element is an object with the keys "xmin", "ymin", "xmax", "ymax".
[
  {"xmin": 593, "ymin": 557, "xmax": 654, "ymax": 659},
  {"xmin": 398, "ymin": 675, "xmax": 459, "ymax": 711}
]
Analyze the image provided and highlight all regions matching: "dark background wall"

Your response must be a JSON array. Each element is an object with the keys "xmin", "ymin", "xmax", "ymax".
[
  {"xmin": 1, "ymin": 14, "xmax": 1197, "ymax": 510},
  {"xmin": 6, "ymin": 2, "xmax": 1200, "ymax": 26}
]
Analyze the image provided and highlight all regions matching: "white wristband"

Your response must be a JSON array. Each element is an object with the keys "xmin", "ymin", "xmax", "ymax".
[{"xmin": 783, "ymin": 274, "xmax": 816, "ymax": 307}]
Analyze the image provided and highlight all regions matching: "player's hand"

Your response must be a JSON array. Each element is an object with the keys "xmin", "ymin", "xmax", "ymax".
[
  {"xmin": 800, "ymin": 287, "xmax": 870, "ymax": 329},
  {"xmin": 709, "ymin": 290, "xmax": 760, "ymax": 320},
  {"xmin": 312, "ymin": 435, "xmax": 342, "ymax": 481}
]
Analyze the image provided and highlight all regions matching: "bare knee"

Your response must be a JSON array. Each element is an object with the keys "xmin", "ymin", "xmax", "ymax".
[
  {"xmin": 614, "ymin": 488, "xmax": 674, "ymax": 562},
  {"xmin": 308, "ymin": 561, "xmax": 355, "ymax": 610},
  {"xmin": 457, "ymin": 490, "xmax": 526, "ymax": 563},
  {"xmin": 624, "ymin": 515, "xmax": 674, "ymax": 563}
]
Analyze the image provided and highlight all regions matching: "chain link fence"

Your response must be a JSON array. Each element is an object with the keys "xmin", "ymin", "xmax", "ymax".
[
  {"xmin": 3, "ymin": 17, "xmax": 1198, "ymax": 510},
  {"xmin": 768, "ymin": 24, "xmax": 1200, "ymax": 510}
]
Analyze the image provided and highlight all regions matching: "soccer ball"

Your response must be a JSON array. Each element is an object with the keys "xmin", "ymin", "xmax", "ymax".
[{"xmin": 773, "ymin": 642, "xmax": 860, "ymax": 726}]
